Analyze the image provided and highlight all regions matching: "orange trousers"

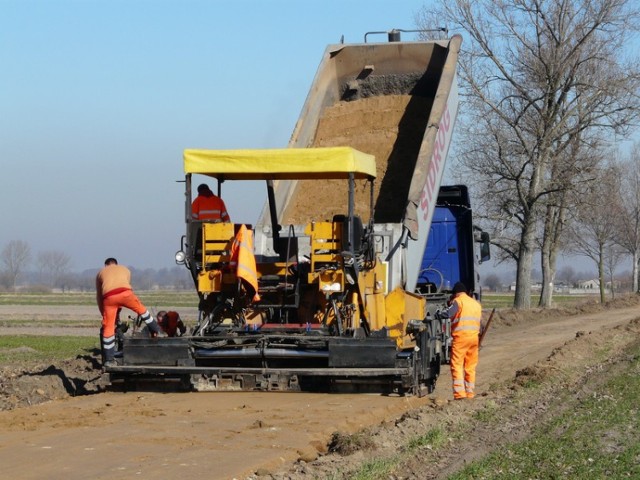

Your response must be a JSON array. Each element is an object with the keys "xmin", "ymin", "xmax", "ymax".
[
  {"xmin": 450, "ymin": 334, "xmax": 479, "ymax": 399},
  {"xmin": 101, "ymin": 290, "xmax": 148, "ymax": 337}
]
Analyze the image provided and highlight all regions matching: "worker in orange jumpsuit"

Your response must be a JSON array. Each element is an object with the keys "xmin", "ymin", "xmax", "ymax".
[
  {"xmin": 191, "ymin": 183, "xmax": 230, "ymax": 222},
  {"xmin": 96, "ymin": 258, "xmax": 161, "ymax": 367},
  {"xmin": 157, "ymin": 310, "xmax": 187, "ymax": 337},
  {"xmin": 446, "ymin": 281, "xmax": 482, "ymax": 399}
]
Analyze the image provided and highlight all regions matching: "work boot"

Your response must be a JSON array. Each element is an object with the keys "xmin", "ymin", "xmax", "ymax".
[
  {"xmin": 102, "ymin": 345, "xmax": 117, "ymax": 369},
  {"xmin": 139, "ymin": 310, "xmax": 161, "ymax": 337},
  {"xmin": 101, "ymin": 332, "xmax": 117, "ymax": 367},
  {"xmin": 145, "ymin": 318, "xmax": 162, "ymax": 337}
]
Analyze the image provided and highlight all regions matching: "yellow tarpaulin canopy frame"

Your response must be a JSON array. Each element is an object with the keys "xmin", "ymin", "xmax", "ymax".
[{"xmin": 184, "ymin": 147, "xmax": 376, "ymax": 180}]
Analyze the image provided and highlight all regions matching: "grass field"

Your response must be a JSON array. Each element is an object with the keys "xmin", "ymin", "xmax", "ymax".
[
  {"xmin": 0, "ymin": 291, "xmax": 199, "ymax": 367},
  {"xmin": 0, "ymin": 291, "xmax": 199, "ymax": 306},
  {"xmin": 447, "ymin": 340, "xmax": 640, "ymax": 480},
  {"xmin": 0, "ymin": 336, "xmax": 99, "ymax": 365},
  {"xmin": 480, "ymin": 293, "xmax": 593, "ymax": 309},
  {"xmin": 0, "ymin": 319, "xmax": 97, "ymax": 328}
]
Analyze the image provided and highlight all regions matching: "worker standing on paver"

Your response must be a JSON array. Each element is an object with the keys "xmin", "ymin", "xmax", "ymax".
[
  {"xmin": 96, "ymin": 257, "xmax": 161, "ymax": 367},
  {"xmin": 446, "ymin": 281, "xmax": 482, "ymax": 399}
]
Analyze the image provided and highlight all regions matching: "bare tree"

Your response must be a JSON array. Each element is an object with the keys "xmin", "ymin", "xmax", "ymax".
[
  {"xmin": 37, "ymin": 250, "xmax": 72, "ymax": 289},
  {"xmin": 418, "ymin": 0, "xmax": 640, "ymax": 308},
  {"xmin": 615, "ymin": 143, "xmax": 640, "ymax": 293},
  {"xmin": 538, "ymin": 137, "xmax": 602, "ymax": 307},
  {"xmin": 604, "ymin": 244, "xmax": 625, "ymax": 299},
  {"xmin": 568, "ymin": 162, "xmax": 622, "ymax": 303},
  {"xmin": 1, "ymin": 240, "xmax": 32, "ymax": 291}
]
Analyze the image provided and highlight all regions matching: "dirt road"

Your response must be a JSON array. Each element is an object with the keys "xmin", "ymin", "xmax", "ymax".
[{"xmin": 1, "ymin": 303, "xmax": 637, "ymax": 480}]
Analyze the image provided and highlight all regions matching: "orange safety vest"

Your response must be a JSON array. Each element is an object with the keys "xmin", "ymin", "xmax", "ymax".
[
  {"xmin": 192, "ymin": 194, "xmax": 230, "ymax": 222},
  {"xmin": 449, "ymin": 293, "xmax": 482, "ymax": 337},
  {"xmin": 230, "ymin": 225, "xmax": 260, "ymax": 302}
]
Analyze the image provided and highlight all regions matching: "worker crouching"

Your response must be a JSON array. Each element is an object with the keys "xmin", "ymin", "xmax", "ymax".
[
  {"xmin": 157, "ymin": 310, "xmax": 187, "ymax": 337},
  {"xmin": 446, "ymin": 281, "xmax": 482, "ymax": 399}
]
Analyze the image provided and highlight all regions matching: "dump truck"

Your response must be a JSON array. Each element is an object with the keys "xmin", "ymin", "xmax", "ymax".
[{"xmin": 107, "ymin": 31, "xmax": 489, "ymax": 396}]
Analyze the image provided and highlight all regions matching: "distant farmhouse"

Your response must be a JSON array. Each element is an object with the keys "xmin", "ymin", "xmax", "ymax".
[
  {"xmin": 507, "ymin": 278, "xmax": 615, "ymax": 295},
  {"xmin": 578, "ymin": 279, "xmax": 600, "ymax": 290}
]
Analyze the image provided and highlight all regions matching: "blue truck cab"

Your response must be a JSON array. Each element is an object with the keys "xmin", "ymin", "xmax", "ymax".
[{"xmin": 416, "ymin": 185, "xmax": 490, "ymax": 301}]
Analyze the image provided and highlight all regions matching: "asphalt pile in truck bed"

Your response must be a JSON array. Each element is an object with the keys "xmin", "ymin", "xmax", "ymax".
[{"xmin": 282, "ymin": 94, "xmax": 433, "ymax": 225}]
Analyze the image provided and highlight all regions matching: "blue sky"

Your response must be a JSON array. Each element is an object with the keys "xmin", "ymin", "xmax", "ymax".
[{"xmin": 0, "ymin": 0, "xmax": 434, "ymax": 271}]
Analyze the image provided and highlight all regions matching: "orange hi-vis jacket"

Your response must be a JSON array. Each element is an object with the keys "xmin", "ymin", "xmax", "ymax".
[
  {"xmin": 191, "ymin": 194, "xmax": 230, "ymax": 222},
  {"xmin": 230, "ymin": 225, "xmax": 260, "ymax": 302},
  {"xmin": 448, "ymin": 293, "xmax": 482, "ymax": 338}
]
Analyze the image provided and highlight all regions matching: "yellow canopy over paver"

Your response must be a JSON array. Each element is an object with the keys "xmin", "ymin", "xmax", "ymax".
[{"xmin": 184, "ymin": 147, "xmax": 376, "ymax": 180}]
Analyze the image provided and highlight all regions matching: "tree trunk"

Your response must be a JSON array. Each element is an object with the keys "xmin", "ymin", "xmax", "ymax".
[
  {"xmin": 540, "ymin": 202, "xmax": 565, "ymax": 308},
  {"xmin": 514, "ymin": 218, "xmax": 536, "ymax": 309},
  {"xmin": 539, "ymin": 246, "xmax": 557, "ymax": 308},
  {"xmin": 634, "ymin": 251, "xmax": 639, "ymax": 293},
  {"xmin": 598, "ymin": 245, "xmax": 606, "ymax": 304},
  {"xmin": 609, "ymin": 267, "xmax": 615, "ymax": 300}
]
